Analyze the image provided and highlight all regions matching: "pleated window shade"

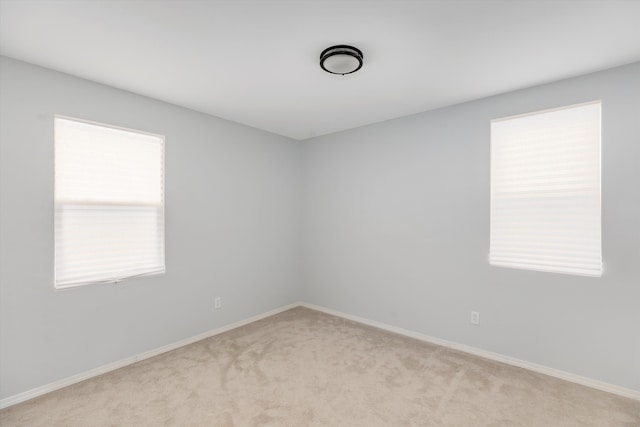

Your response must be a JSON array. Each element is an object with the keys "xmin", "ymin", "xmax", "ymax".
[
  {"xmin": 54, "ymin": 117, "xmax": 165, "ymax": 288},
  {"xmin": 490, "ymin": 101, "xmax": 602, "ymax": 277}
]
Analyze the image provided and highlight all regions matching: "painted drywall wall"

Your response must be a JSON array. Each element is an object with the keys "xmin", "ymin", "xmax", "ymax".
[
  {"xmin": 0, "ymin": 57, "xmax": 301, "ymax": 399},
  {"xmin": 301, "ymin": 62, "xmax": 640, "ymax": 391},
  {"xmin": 1, "ymin": 54, "xmax": 638, "ymax": 401}
]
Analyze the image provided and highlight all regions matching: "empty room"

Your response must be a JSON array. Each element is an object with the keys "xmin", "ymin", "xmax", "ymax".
[{"xmin": 0, "ymin": 0, "xmax": 639, "ymax": 426}]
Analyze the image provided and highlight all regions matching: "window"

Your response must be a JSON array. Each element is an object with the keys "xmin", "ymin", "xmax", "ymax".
[
  {"xmin": 54, "ymin": 117, "xmax": 165, "ymax": 289},
  {"xmin": 489, "ymin": 101, "xmax": 601, "ymax": 277}
]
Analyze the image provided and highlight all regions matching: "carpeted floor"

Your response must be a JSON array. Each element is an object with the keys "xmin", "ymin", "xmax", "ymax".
[{"xmin": 1, "ymin": 307, "xmax": 638, "ymax": 426}]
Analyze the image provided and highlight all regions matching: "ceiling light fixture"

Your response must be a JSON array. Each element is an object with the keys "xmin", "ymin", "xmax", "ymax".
[{"xmin": 320, "ymin": 45, "xmax": 363, "ymax": 75}]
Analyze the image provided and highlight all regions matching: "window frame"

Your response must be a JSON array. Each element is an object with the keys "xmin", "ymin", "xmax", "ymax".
[
  {"xmin": 489, "ymin": 100, "xmax": 602, "ymax": 277},
  {"xmin": 53, "ymin": 115, "xmax": 166, "ymax": 289}
]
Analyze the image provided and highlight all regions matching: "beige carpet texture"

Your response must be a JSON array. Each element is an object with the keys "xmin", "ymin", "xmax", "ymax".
[{"xmin": 1, "ymin": 307, "xmax": 638, "ymax": 426}]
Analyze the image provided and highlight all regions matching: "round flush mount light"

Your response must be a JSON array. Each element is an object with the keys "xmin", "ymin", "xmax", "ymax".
[{"xmin": 320, "ymin": 45, "xmax": 363, "ymax": 75}]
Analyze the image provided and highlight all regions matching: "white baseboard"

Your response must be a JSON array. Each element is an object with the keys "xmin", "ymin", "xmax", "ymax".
[
  {"xmin": 299, "ymin": 302, "xmax": 640, "ymax": 401},
  {"xmin": 2, "ymin": 301, "xmax": 638, "ymax": 409},
  {"xmin": 0, "ymin": 302, "xmax": 299, "ymax": 410}
]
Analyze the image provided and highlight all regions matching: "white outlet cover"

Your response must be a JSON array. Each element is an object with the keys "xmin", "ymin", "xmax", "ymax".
[{"xmin": 471, "ymin": 311, "xmax": 480, "ymax": 325}]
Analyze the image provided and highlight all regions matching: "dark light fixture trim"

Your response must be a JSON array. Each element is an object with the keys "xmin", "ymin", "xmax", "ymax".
[{"xmin": 320, "ymin": 45, "xmax": 364, "ymax": 75}]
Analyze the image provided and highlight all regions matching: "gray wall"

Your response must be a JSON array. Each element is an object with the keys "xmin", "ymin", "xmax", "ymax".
[
  {"xmin": 1, "ymin": 56, "xmax": 638, "ymax": 400},
  {"xmin": 301, "ymin": 62, "xmax": 640, "ymax": 391},
  {"xmin": 0, "ymin": 57, "xmax": 301, "ymax": 399}
]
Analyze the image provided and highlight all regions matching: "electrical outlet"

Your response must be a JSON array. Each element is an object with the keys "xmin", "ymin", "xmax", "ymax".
[
  {"xmin": 471, "ymin": 311, "xmax": 480, "ymax": 325},
  {"xmin": 214, "ymin": 297, "xmax": 222, "ymax": 309}
]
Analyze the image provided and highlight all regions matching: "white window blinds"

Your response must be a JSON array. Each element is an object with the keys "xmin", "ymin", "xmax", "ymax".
[
  {"xmin": 489, "ymin": 101, "xmax": 602, "ymax": 277},
  {"xmin": 54, "ymin": 117, "xmax": 165, "ymax": 288}
]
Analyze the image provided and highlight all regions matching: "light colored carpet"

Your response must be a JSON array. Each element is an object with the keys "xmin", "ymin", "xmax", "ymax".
[{"xmin": 1, "ymin": 307, "xmax": 638, "ymax": 426}]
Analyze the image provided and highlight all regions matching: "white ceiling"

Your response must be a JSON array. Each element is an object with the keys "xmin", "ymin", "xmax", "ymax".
[{"xmin": 1, "ymin": 1, "xmax": 640, "ymax": 140}]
